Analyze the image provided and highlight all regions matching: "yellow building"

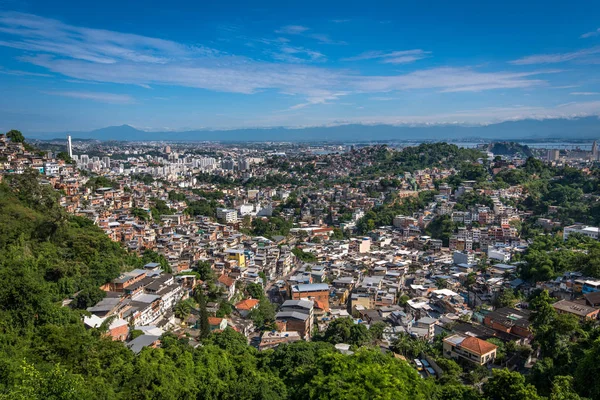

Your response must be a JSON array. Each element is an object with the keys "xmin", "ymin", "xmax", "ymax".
[{"xmin": 225, "ymin": 248, "xmax": 246, "ymax": 268}]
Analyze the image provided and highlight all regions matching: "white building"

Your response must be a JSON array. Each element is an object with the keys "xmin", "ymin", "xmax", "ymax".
[
  {"xmin": 217, "ymin": 208, "xmax": 238, "ymax": 223},
  {"xmin": 238, "ymin": 204, "xmax": 254, "ymax": 216},
  {"xmin": 488, "ymin": 247, "xmax": 511, "ymax": 262},
  {"xmin": 563, "ymin": 224, "xmax": 600, "ymax": 241},
  {"xmin": 453, "ymin": 251, "xmax": 475, "ymax": 265}
]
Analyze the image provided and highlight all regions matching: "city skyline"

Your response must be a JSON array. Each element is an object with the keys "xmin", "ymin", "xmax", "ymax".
[{"xmin": 1, "ymin": 1, "xmax": 600, "ymax": 133}]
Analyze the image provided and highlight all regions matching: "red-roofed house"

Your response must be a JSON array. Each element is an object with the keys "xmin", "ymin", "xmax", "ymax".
[
  {"xmin": 443, "ymin": 334, "xmax": 497, "ymax": 365},
  {"xmin": 235, "ymin": 298, "xmax": 260, "ymax": 317},
  {"xmin": 208, "ymin": 317, "xmax": 228, "ymax": 331},
  {"xmin": 216, "ymin": 274, "xmax": 236, "ymax": 300}
]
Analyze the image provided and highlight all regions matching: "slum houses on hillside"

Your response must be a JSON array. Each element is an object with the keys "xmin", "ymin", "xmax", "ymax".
[{"xmin": 5, "ymin": 137, "xmax": 600, "ymax": 365}]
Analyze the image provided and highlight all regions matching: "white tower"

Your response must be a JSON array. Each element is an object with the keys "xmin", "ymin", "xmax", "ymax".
[{"xmin": 67, "ymin": 135, "xmax": 73, "ymax": 158}]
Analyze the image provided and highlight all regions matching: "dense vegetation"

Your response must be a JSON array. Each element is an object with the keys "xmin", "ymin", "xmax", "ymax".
[
  {"xmin": 519, "ymin": 233, "xmax": 600, "ymax": 281},
  {"xmin": 487, "ymin": 142, "xmax": 533, "ymax": 158},
  {"xmin": 356, "ymin": 190, "xmax": 437, "ymax": 234},
  {"xmin": 361, "ymin": 143, "xmax": 485, "ymax": 177}
]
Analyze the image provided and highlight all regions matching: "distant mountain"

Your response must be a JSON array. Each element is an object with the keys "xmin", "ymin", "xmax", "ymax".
[{"xmin": 28, "ymin": 117, "xmax": 600, "ymax": 142}]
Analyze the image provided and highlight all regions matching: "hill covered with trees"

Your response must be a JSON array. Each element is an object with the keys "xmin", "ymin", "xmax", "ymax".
[{"xmin": 0, "ymin": 171, "xmax": 590, "ymax": 400}]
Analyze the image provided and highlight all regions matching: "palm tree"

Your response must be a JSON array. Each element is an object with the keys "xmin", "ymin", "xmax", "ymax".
[
  {"xmin": 391, "ymin": 333, "xmax": 413, "ymax": 357},
  {"xmin": 174, "ymin": 299, "xmax": 193, "ymax": 320},
  {"xmin": 98, "ymin": 315, "xmax": 118, "ymax": 335}
]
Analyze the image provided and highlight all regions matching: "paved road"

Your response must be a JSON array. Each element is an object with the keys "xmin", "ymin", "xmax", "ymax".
[{"xmin": 265, "ymin": 263, "xmax": 303, "ymax": 304}]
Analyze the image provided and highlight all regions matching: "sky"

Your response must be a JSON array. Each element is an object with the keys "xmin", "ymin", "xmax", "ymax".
[{"xmin": 0, "ymin": 0, "xmax": 600, "ymax": 133}]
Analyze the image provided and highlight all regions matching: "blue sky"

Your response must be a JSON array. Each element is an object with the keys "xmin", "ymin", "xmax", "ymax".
[{"xmin": 0, "ymin": 0, "xmax": 600, "ymax": 133}]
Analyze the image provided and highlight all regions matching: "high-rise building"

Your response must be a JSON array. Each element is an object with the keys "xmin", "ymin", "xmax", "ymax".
[
  {"xmin": 102, "ymin": 156, "xmax": 111, "ymax": 168},
  {"xmin": 222, "ymin": 159, "xmax": 236, "ymax": 170},
  {"xmin": 216, "ymin": 208, "xmax": 238, "ymax": 223},
  {"xmin": 67, "ymin": 135, "xmax": 73, "ymax": 158},
  {"xmin": 547, "ymin": 149, "xmax": 559, "ymax": 161},
  {"xmin": 165, "ymin": 145, "xmax": 171, "ymax": 154}
]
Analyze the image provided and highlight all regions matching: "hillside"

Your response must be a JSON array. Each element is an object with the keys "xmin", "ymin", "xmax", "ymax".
[{"xmin": 0, "ymin": 171, "xmax": 556, "ymax": 399}]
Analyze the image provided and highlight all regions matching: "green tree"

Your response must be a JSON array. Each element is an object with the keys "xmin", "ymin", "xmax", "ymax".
[
  {"xmin": 174, "ymin": 298, "xmax": 194, "ymax": 320},
  {"xmin": 550, "ymin": 376, "xmax": 582, "ymax": 400},
  {"xmin": 72, "ymin": 286, "xmax": 106, "ymax": 310},
  {"xmin": 4, "ymin": 361, "xmax": 90, "ymax": 400},
  {"xmin": 196, "ymin": 260, "xmax": 214, "ymax": 282},
  {"xmin": 6, "ymin": 129, "xmax": 25, "ymax": 143},
  {"xmin": 249, "ymin": 299, "xmax": 276, "ymax": 329},
  {"xmin": 195, "ymin": 289, "xmax": 211, "ymax": 339},
  {"xmin": 483, "ymin": 368, "xmax": 541, "ymax": 400},
  {"xmin": 369, "ymin": 322, "xmax": 387, "ymax": 341},
  {"xmin": 246, "ymin": 282, "xmax": 265, "ymax": 300}
]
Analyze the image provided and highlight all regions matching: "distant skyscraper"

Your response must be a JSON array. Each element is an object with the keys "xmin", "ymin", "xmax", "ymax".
[
  {"xmin": 165, "ymin": 145, "xmax": 171, "ymax": 154},
  {"xmin": 222, "ymin": 159, "xmax": 236, "ymax": 170},
  {"xmin": 67, "ymin": 135, "xmax": 73, "ymax": 158},
  {"xmin": 593, "ymin": 140, "xmax": 598, "ymax": 160},
  {"xmin": 547, "ymin": 149, "xmax": 559, "ymax": 161}
]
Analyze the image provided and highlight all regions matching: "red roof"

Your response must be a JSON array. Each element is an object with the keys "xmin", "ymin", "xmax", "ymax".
[
  {"xmin": 235, "ymin": 298, "xmax": 260, "ymax": 311},
  {"xmin": 208, "ymin": 317, "xmax": 224, "ymax": 326},
  {"xmin": 314, "ymin": 300, "xmax": 326, "ymax": 310},
  {"xmin": 217, "ymin": 274, "xmax": 235, "ymax": 287},
  {"xmin": 460, "ymin": 336, "xmax": 497, "ymax": 355}
]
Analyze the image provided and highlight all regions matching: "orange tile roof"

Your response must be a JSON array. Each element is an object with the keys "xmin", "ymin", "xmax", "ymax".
[
  {"xmin": 217, "ymin": 274, "xmax": 235, "ymax": 287},
  {"xmin": 208, "ymin": 317, "xmax": 224, "ymax": 326},
  {"xmin": 460, "ymin": 336, "xmax": 497, "ymax": 355},
  {"xmin": 235, "ymin": 298, "xmax": 260, "ymax": 311},
  {"xmin": 314, "ymin": 300, "xmax": 326, "ymax": 310}
]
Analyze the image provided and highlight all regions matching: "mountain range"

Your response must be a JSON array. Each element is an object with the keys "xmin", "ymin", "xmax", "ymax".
[{"xmin": 27, "ymin": 116, "xmax": 600, "ymax": 142}]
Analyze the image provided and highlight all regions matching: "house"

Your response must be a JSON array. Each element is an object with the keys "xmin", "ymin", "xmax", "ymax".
[
  {"xmin": 290, "ymin": 283, "xmax": 330, "ymax": 312},
  {"xmin": 82, "ymin": 315, "xmax": 129, "ymax": 341},
  {"xmin": 217, "ymin": 274, "xmax": 236, "ymax": 300},
  {"xmin": 552, "ymin": 299, "xmax": 599, "ymax": 321},
  {"xmin": 208, "ymin": 317, "xmax": 228, "ymax": 331},
  {"xmin": 277, "ymin": 299, "xmax": 314, "ymax": 340},
  {"xmin": 415, "ymin": 317, "xmax": 437, "ymax": 341},
  {"xmin": 584, "ymin": 291, "xmax": 600, "ymax": 307},
  {"xmin": 259, "ymin": 331, "xmax": 301, "ymax": 350},
  {"xmin": 275, "ymin": 311, "xmax": 312, "ymax": 340},
  {"xmin": 483, "ymin": 307, "xmax": 532, "ymax": 339},
  {"xmin": 443, "ymin": 334, "xmax": 498, "ymax": 365},
  {"xmin": 127, "ymin": 334, "xmax": 161, "ymax": 354},
  {"xmin": 235, "ymin": 298, "xmax": 260, "ymax": 317}
]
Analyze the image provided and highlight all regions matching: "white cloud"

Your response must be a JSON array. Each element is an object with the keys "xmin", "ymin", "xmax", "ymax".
[
  {"xmin": 271, "ymin": 45, "xmax": 325, "ymax": 63},
  {"xmin": 41, "ymin": 90, "xmax": 135, "ymax": 104},
  {"xmin": 0, "ymin": 11, "xmax": 217, "ymax": 64},
  {"xmin": 571, "ymin": 92, "xmax": 599, "ymax": 96},
  {"xmin": 369, "ymin": 96, "xmax": 396, "ymax": 101},
  {"xmin": 275, "ymin": 24, "xmax": 346, "ymax": 44},
  {"xmin": 0, "ymin": 12, "xmax": 564, "ymax": 111},
  {"xmin": 313, "ymin": 101, "xmax": 600, "ymax": 126},
  {"xmin": 0, "ymin": 67, "xmax": 51, "ymax": 77},
  {"xmin": 581, "ymin": 28, "xmax": 600, "ymax": 38},
  {"xmin": 275, "ymin": 25, "xmax": 309, "ymax": 35},
  {"xmin": 510, "ymin": 46, "xmax": 600, "ymax": 65},
  {"xmin": 343, "ymin": 49, "xmax": 430, "ymax": 63},
  {"xmin": 354, "ymin": 67, "xmax": 559, "ymax": 93},
  {"xmin": 307, "ymin": 33, "xmax": 346, "ymax": 45}
]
